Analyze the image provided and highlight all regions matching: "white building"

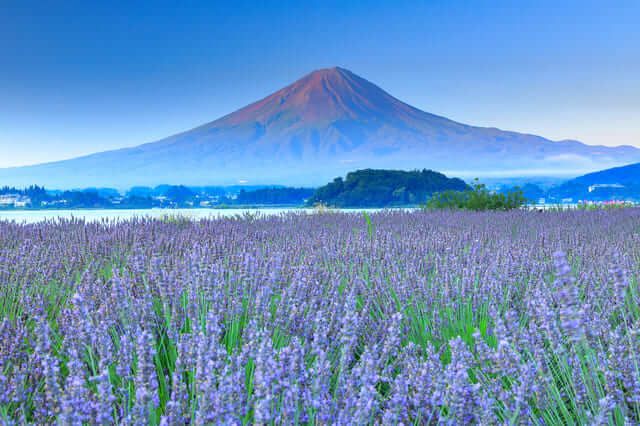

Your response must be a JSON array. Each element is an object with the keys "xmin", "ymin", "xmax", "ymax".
[
  {"xmin": 0, "ymin": 194, "xmax": 31, "ymax": 207},
  {"xmin": 0, "ymin": 195, "xmax": 15, "ymax": 206}
]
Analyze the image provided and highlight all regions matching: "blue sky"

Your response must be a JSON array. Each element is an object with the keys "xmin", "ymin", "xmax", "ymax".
[{"xmin": 1, "ymin": 0, "xmax": 638, "ymax": 168}]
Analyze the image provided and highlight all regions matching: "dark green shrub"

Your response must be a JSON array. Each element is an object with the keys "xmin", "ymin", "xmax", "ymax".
[{"xmin": 424, "ymin": 180, "xmax": 527, "ymax": 211}]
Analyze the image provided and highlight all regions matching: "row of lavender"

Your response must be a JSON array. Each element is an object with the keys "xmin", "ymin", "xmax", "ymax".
[{"xmin": 0, "ymin": 210, "xmax": 639, "ymax": 424}]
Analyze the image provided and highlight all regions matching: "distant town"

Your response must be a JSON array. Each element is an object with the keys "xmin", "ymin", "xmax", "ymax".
[
  {"xmin": 2, "ymin": 167, "xmax": 639, "ymax": 210},
  {"xmin": 0, "ymin": 184, "xmax": 317, "ymax": 210}
]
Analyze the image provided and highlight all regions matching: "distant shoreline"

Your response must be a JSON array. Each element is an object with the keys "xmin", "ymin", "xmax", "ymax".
[
  {"xmin": 0, "ymin": 203, "xmax": 430, "ymax": 212},
  {"xmin": 0, "ymin": 205, "xmax": 308, "ymax": 212},
  {"xmin": 0, "ymin": 207, "xmax": 417, "ymax": 224}
]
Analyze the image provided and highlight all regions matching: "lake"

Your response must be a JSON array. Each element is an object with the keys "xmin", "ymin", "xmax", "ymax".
[{"xmin": 0, "ymin": 207, "xmax": 398, "ymax": 223}]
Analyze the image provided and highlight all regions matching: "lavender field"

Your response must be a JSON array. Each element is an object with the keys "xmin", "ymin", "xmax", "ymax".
[{"xmin": 1, "ymin": 210, "xmax": 639, "ymax": 425}]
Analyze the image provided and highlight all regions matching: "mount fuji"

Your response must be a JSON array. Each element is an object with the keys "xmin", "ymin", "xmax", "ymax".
[{"xmin": 2, "ymin": 67, "xmax": 638, "ymax": 188}]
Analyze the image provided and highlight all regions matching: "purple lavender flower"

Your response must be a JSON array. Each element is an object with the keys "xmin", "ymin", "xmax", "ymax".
[{"xmin": 1, "ymin": 209, "xmax": 639, "ymax": 423}]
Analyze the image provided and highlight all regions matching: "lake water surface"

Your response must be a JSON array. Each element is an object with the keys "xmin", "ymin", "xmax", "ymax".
[{"xmin": 0, "ymin": 208, "xmax": 395, "ymax": 224}]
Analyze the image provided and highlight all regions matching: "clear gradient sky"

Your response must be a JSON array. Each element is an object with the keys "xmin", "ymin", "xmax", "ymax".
[{"xmin": 1, "ymin": 0, "xmax": 638, "ymax": 168}]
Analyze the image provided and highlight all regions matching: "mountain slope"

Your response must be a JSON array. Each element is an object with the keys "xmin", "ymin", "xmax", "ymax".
[
  {"xmin": 547, "ymin": 162, "xmax": 640, "ymax": 201},
  {"xmin": 2, "ymin": 67, "xmax": 639, "ymax": 188},
  {"xmin": 570, "ymin": 162, "xmax": 640, "ymax": 185}
]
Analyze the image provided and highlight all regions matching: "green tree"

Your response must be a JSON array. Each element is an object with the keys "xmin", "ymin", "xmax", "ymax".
[{"xmin": 425, "ymin": 179, "xmax": 527, "ymax": 211}]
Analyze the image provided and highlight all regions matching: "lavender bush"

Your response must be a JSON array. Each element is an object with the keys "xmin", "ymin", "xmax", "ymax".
[{"xmin": 1, "ymin": 210, "xmax": 639, "ymax": 424}]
